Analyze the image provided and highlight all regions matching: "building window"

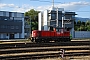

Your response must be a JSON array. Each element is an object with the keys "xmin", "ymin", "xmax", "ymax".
[
  {"xmin": 3, "ymin": 12, "xmax": 6, "ymax": 16},
  {"xmin": 1, "ymin": 25, "xmax": 5, "ymax": 28},
  {"xmin": 7, "ymin": 25, "xmax": 10, "ymax": 29},
  {"xmin": 14, "ymin": 13, "xmax": 17, "ymax": 17},
  {"xmin": 7, "ymin": 34, "xmax": 8, "ymax": 36},
  {"xmin": 11, "ymin": 26, "xmax": 14, "ymax": 29},
  {"xmin": 9, "ymin": 12, "xmax": 12, "ymax": 17},
  {"xmin": 16, "ymin": 26, "xmax": 19, "ymax": 29},
  {"xmin": 22, "ymin": 13, "xmax": 24, "ymax": 17},
  {"xmin": 51, "ymin": 13, "xmax": 56, "ymax": 20}
]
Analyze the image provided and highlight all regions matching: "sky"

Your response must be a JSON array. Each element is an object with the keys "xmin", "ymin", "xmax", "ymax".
[{"xmin": 0, "ymin": 0, "xmax": 90, "ymax": 18}]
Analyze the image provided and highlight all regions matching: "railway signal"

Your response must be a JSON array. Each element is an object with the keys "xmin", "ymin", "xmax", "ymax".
[{"xmin": 60, "ymin": 49, "xmax": 65, "ymax": 58}]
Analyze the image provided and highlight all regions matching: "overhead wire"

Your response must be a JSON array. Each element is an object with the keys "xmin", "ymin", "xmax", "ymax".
[
  {"xmin": 75, "ymin": 11, "xmax": 90, "ymax": 12},
  {"xmin": 30, "ymin": 0, "xmax": 90, "ymax": 12},
  {"xmin": 30, "ymin": 0, "xmax": 62, "ymax": 3}
]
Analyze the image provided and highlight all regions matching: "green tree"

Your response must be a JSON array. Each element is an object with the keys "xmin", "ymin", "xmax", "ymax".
[
  {"xmin": 85, "ymin": 21, "xmax": 90, "ymax": 31},
  {"xmin": 86, "ymin": 20, "xmax": 90, "ymax": 26},
  {"xmin": 74, "ymin": 21, "xmax": 76, "ymax": 25},
  {"xmin": 81, "ymin": 21, "xmax": 85, "ymax": 26},
  {"xmin": 74, "ymin": 20, "xmax": 87, "ymax": 31},
  {"xmin": 74, "ymin": 25, "xmax": 78, "ymax": 31},
  {"xmin": 87, "ymin": 25, "xmax": 90, "ymax": 31},
  {"xmin": 24, "ymin": 9, "xmax": 39, "ymax": 31},
  {"xmin": 77, "ymin": 20, "xmax": 81, "ymax": 26},
  {"xmin": 75, "ymin": 20, "xmax": 81, "ymax": 31}
]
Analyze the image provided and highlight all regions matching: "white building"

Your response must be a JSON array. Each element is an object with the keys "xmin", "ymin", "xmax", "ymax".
[{"xmin": 38, "ymin": 7, "xmax": 76, "ymax": 38}]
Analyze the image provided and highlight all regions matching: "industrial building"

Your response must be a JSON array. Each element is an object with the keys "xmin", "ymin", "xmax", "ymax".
[
  {"xmin": 38, "ymin": 7, "xmax": 76, "ymax": 38},
  {"xmin": 0, "ymin": 11, "xmax": 24, "ymax": 39}
]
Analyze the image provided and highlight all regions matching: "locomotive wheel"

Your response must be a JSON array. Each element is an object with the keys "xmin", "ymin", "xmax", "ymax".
[
  {"xmin": 35, "ymin": 39, "xmax": 42, "ymax": 43},
  {"xmin": 45, "ymin": 40, "xmax": 49, "ymax": 43},
  {"xmin": 55, "ymin": 40, "xmax": 59, "ymax": 42},
  {"xmin": 67, "ymin": 38, "xmax": 69, "ymax": 41},
  {"xmin": 31, "ymin": 37, "xmax": 34, "ymax": 42},
  {"xmin": 35, "ymin": 39, "xmax": 39, "ymax": 43},
  {"xmin": 59, "ymin": 38, "xmax": 63, "ymax": 42}
]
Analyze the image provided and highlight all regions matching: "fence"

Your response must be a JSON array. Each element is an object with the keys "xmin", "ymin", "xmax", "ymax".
[{"xmin": 74, "ymin": 31, "xmax": 90, "ymax": 38}]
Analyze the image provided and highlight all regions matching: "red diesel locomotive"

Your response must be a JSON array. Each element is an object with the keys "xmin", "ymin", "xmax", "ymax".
[{"xmin": 30, "ymin": 28, "xmax": 71, "ymax": 43}]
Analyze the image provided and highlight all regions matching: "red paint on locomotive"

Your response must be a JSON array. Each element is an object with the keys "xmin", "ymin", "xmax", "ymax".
[{"xmin": 31, "ymin": 28, "xmax": 71, "ymax": 42}]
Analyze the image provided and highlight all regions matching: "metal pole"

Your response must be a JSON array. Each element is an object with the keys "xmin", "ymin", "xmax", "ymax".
[
  {"xmin": 62, "ymin": 16, "xmax": 64, "ymax": 28},
  {"xmin": 60, "ymin": 49, "xmax": 65, "ymax": 58},
  {"xmin": 62, "ymin": 11, "xmax": 64, "ymax": 28},
  {"xmin": 56, "ymin": 7, "xmax": 58, "ymax": 27},
  {"xmin": 52, "ymin": 0, "xmax": 54, "ymax": 8}
]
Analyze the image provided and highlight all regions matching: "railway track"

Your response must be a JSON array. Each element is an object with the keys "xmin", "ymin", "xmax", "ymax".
[
  {"xmin": 0, "ymin": 41, "xmax": 90, "ymax": 49},
  {"xmin": 0, "ymin": 40, "xmax": 90, "ymax": 59}
]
